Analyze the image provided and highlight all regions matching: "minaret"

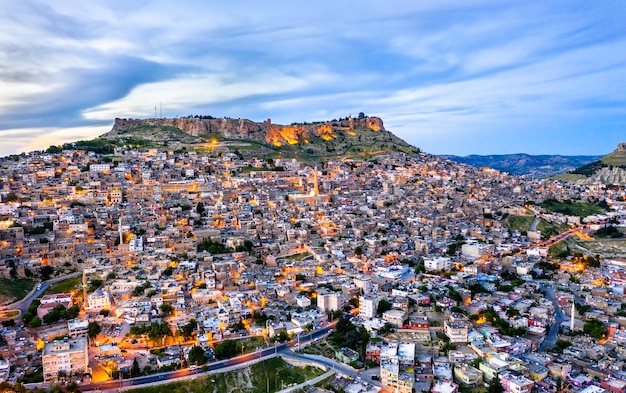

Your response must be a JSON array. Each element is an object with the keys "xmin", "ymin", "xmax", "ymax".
[
  {"xmin": 313, "ymin": 167, "xmax": 320, "ymax": 196},
  {"xmin": 119, "ymin": 217, "xmax": 124, "ymax": 245},
  {"xmin": 570, "ymin": 301, "xmax": 575, "ymax": 331},
  {"xmin": 82, "ymin": 270, "xmax": 88, "ymax": 309}
]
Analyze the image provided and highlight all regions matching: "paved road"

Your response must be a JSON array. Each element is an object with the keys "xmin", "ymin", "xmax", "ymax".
[
  {"xmin": 80, "ymin": 324, "xmax": 337, "ymax": 392},
  {"xmin": 5, "ymin": 272, "xmax": 81, "ymax": 319},
  {"xmin": 540, "ymin": 285, "xmax": 566, "ymax": 351},
  {"xmin": 530, "ymin": 216, "xmax": 540, "ymax": 232},
  {"xmin": 282, "ymin": 351, "xmax": 383, "ymax": 390}
]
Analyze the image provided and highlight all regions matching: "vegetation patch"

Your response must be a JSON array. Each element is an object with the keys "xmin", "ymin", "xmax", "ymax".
[
  {"xmin": 600, "ymin": 149, "xmax": 626, "ymax": 167},
  {"xmin": 126, "ymin": 357, "xmax": 323, "ymax": 393},
  {"xmin": 503, "ymin": 215, "xmax": 535, "ymax": 233},
  {"xmin": 0, "ymin": 310, "xmax": 20, "ymax": 320},
  {"xmin": 0, "ymin": 278, "xmax": 36, "ymax": 304},
  {"xmin": 538, "ymin": 198, "xmax": 607, "ymax": 217},
  {"xmin": 44, "ymin": 276, "xmax": 82, "ymax": 297},
  {"xmin": 569, "ymin": 160, "xmax": 608, "ymax": 177}
]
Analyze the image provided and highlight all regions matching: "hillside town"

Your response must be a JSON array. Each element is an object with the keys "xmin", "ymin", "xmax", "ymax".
[{"xmin": 1, "ymin": 144, "xmax": 626, "ymax": 393}]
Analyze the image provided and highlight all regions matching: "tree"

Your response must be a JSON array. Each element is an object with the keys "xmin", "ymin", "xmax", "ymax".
[
  {"xmin": 40, "ymin": 266, "xmax": 54, "ymax": 281},
  {"xmin": 57, "ymin": 370, "xmax": 67, "ymax": 381},
  {"xmin": 377, "ymin": 299, "xmax": 392, "ymax": 315},
  {"xmin": 89, "ymin": 279, "xmax": 103, "ymax": 292},
  {"xmin": 99, "ymin": 309, "xmax": 110, "ymax": 317},
  {"xmin": 276, "ymin": 330, "xmax": 289, "ymax": 343},
  {"xmin": 556, "ymin": 377, "xmax": 563, "ymax": 392},
  {"xmin": 188, "ymin": 346, "xmax": 207, "ymax": 365},
  {"xmin": 159, "ymin": 303, "xmax": 174, "ymax": 316},
  {"xmin": 196, "ymin": 202, "xmax": 206, "ymax": 216},
  {"xmin": 131, "ymin": 358, "xmax": 141, "ymax": 378},
  {"xmin": 488, "ymin": 376, "xmax": 504, "ymax": 393},
  {"xmin": 583, "ymin": 319, "xmax": 605, "ymax": 339},
  {"xmin": 21, "ymin": 312, "xmax": 34, "ymax": 326},
  {"xmin": 29, "ymin": 316, "xmax": 41, "ymax": 328},
  {"xmin": 180, "ymin": 319, "xmax": 198, "ymax": 340},
  {"xmin": 214, "ymin": 340, "xmax": 243, "ymax": 360},
  {"xmin": 88, "ymin": 321, "xmax": 102, "ymax": 340},
  {"xmin": 65, "ymin": 381, "xmax": 80, "ymax": 393},
  {"xmin": 6, "ymin": 192, "xmax": 18, "ymax": 203}
]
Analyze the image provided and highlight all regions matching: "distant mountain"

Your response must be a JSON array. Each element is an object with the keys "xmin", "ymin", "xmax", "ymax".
[
  {"xmin": 442, "ymin": 153, "xmax": 601, "ymax": 178},
  {"xmin": 99, "ymin": 115, "xmax": 419, "ymax": 160},
  {"xmin": 555, "ymin": 143, "xmax": 626, "ymax": 184}
]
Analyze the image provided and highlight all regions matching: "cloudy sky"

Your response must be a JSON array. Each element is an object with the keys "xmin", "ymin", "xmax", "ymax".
[{"xmin": 0, "ymin": 1, "xmax": 624, "ymax": 156}]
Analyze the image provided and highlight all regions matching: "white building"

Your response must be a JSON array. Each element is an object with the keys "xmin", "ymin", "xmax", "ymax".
[
  {"xmin": 295, "ymin": 295, "xmax": 311, "ymax": 308},
  {"xmin": 380, "ymin": 342, "xmax": 414, "ymax": 393},
  {"xmin": 444, "ymin": 320, "xmax": 469, "ymax": 343},
  {"xmin": 382, "ymin": 309, "xmax": 407, "ymax": 328},
  {"xmin": 42, "ymin": 337, "xmax": 89, "ymax": 383},
  {"xmin": 462, "ymin": 242, "xmax": 494, "ymax": 258},
  {"xmin": 89, "ymin": 164, "xmax": 111, "ymax": 172},
  {"xmin": 67, "ymin": 319, "xmax": 89, "ymax": 338},
  {"xmin": 359, "ymin": 295, "xmax": 377, "ymax": 319},
  {"xmin": 128, "ymin": 236, "xmax": 143, "ymax": 252},
  {"xmin": 87, "ymin": 288, "xmax": 112, "ymax": 310},
  {"xmin": 424, "ymin": 257, "xmax": 452, "ymax": 272},
  {"xmin": 317, "ymin": 292, "xmax": 342, "ymax": 313}
]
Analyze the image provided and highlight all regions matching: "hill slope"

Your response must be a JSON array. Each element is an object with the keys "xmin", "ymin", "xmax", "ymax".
[
  {"xmin": 442, "ymin": 153, "xmax": 600, "ymax": 178},
  {"xmin": 100, "ymin": 115, "xmax": 419, "ymax": 160},
  {"xmin": 555, "ymin": 143, "xmax": 626, "ymax": 184}
]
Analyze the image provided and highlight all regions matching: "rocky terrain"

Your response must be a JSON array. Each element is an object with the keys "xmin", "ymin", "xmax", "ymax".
[
  {"xmin": 100, "ymin": 115, "xmax": 418, "ymax": 161},
  {"xmin": 104, "ymin": 116, "xmax": 384, "ymax": 146},
  {"xmin": 555, "ymin": 143, "xmax": 626, "ymax": 184}
]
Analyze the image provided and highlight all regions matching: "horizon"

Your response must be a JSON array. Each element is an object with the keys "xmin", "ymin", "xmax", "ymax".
[{"xmin": 0, "ymin": 1, "xmax": 624, "ymax": 157}]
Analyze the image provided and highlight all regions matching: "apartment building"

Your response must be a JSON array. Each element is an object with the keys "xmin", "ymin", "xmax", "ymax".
[{"xmin": 42, "ymin": 337, "xmax": 89, "ymax": 383}]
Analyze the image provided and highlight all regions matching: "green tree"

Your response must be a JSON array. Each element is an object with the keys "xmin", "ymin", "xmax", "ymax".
[
  {"xmin": 29, "ymin": 316, "xmax": 41, "ymax": 328},
  {"xmin": 159, "ymin": 303, "xmax": 174, "ymax": 316},
  {"xmin": 6, "ymin": 192, "xmax": 18, "ymax": 203},
  {"xmin": 377, "ymin": 299, "xmax": 392, "ymax": 315},
  {"xmin": 131, "ymin": 358, "xmax": 141, "ymax": 378},
  {"xmin": 188, "ymin": 345, "xmax": 207, "ymax": 365},
  {"xmin": 21, "ymin": 312, "xmax": 34, "ymax": 325},
  {"xmin": 88, "ymin": 321, "xmax": 102, "ymax": 340},
  {"xmin": 196, "ymin": 202, "xmax": 206, "ymax": 216},
  {"xmin": 488, "ymin": 376, "xmax": 504, "ymax": 393},
  {"xmin": 583, "ymin": 319, "xmax": 605, "ymax": 339},
  {"xmin": 277, "ymin": 330, "xmax": 290, "ymax": 342},
  {"xmin": 40, "ymin": 266, "xmax": 54, "ymax": 281},
  {"xmin": 66, "ymin": 381, "xmax": 81, "ymax": 393},
  {"xmin": 89, "ymin": 279, "xmax": 103, "ymax": 292},
  {"xmin": 180, "ymin": 319, "xmax": 198, "ymax": 340},
  {"xmin": 214, "ymin": 340, "xmax": 243, "ymax": 360}
]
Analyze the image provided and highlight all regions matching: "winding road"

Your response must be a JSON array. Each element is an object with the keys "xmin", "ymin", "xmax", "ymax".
[{"xmin": 77, "ymin": 324, "xmax": 361, "ymax": 392}]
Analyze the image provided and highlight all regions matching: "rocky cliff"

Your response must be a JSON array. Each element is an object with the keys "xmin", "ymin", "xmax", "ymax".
[{"xmin": 106, "ymin": 116, "xmax": 385, "ymax": 146}]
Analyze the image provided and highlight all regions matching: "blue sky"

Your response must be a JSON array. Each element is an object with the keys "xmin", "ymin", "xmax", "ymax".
[{"xmin": 0, "ymin": 1, "xmax": 624, "ymax": 156}]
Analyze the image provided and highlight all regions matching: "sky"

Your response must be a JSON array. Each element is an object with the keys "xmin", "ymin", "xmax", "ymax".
[{"xmin": 0, "ymin": 1, "xmax": 625, "ymax": 157}]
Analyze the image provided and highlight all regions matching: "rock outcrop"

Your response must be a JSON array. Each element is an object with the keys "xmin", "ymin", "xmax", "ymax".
[{"xmin": 106, "ymin": 116, "xmax": 384, "ymax": 146}]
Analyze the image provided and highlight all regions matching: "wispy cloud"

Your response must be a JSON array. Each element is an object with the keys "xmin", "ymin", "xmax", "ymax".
[{"xmin": 0, "ymin": 0, "xmax": 624, "ymax": 156}]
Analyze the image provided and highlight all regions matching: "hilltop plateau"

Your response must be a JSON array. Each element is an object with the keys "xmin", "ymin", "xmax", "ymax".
[{"xmin": 99, "ymin": 114, "xmax": 419, "ymax": 161}]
